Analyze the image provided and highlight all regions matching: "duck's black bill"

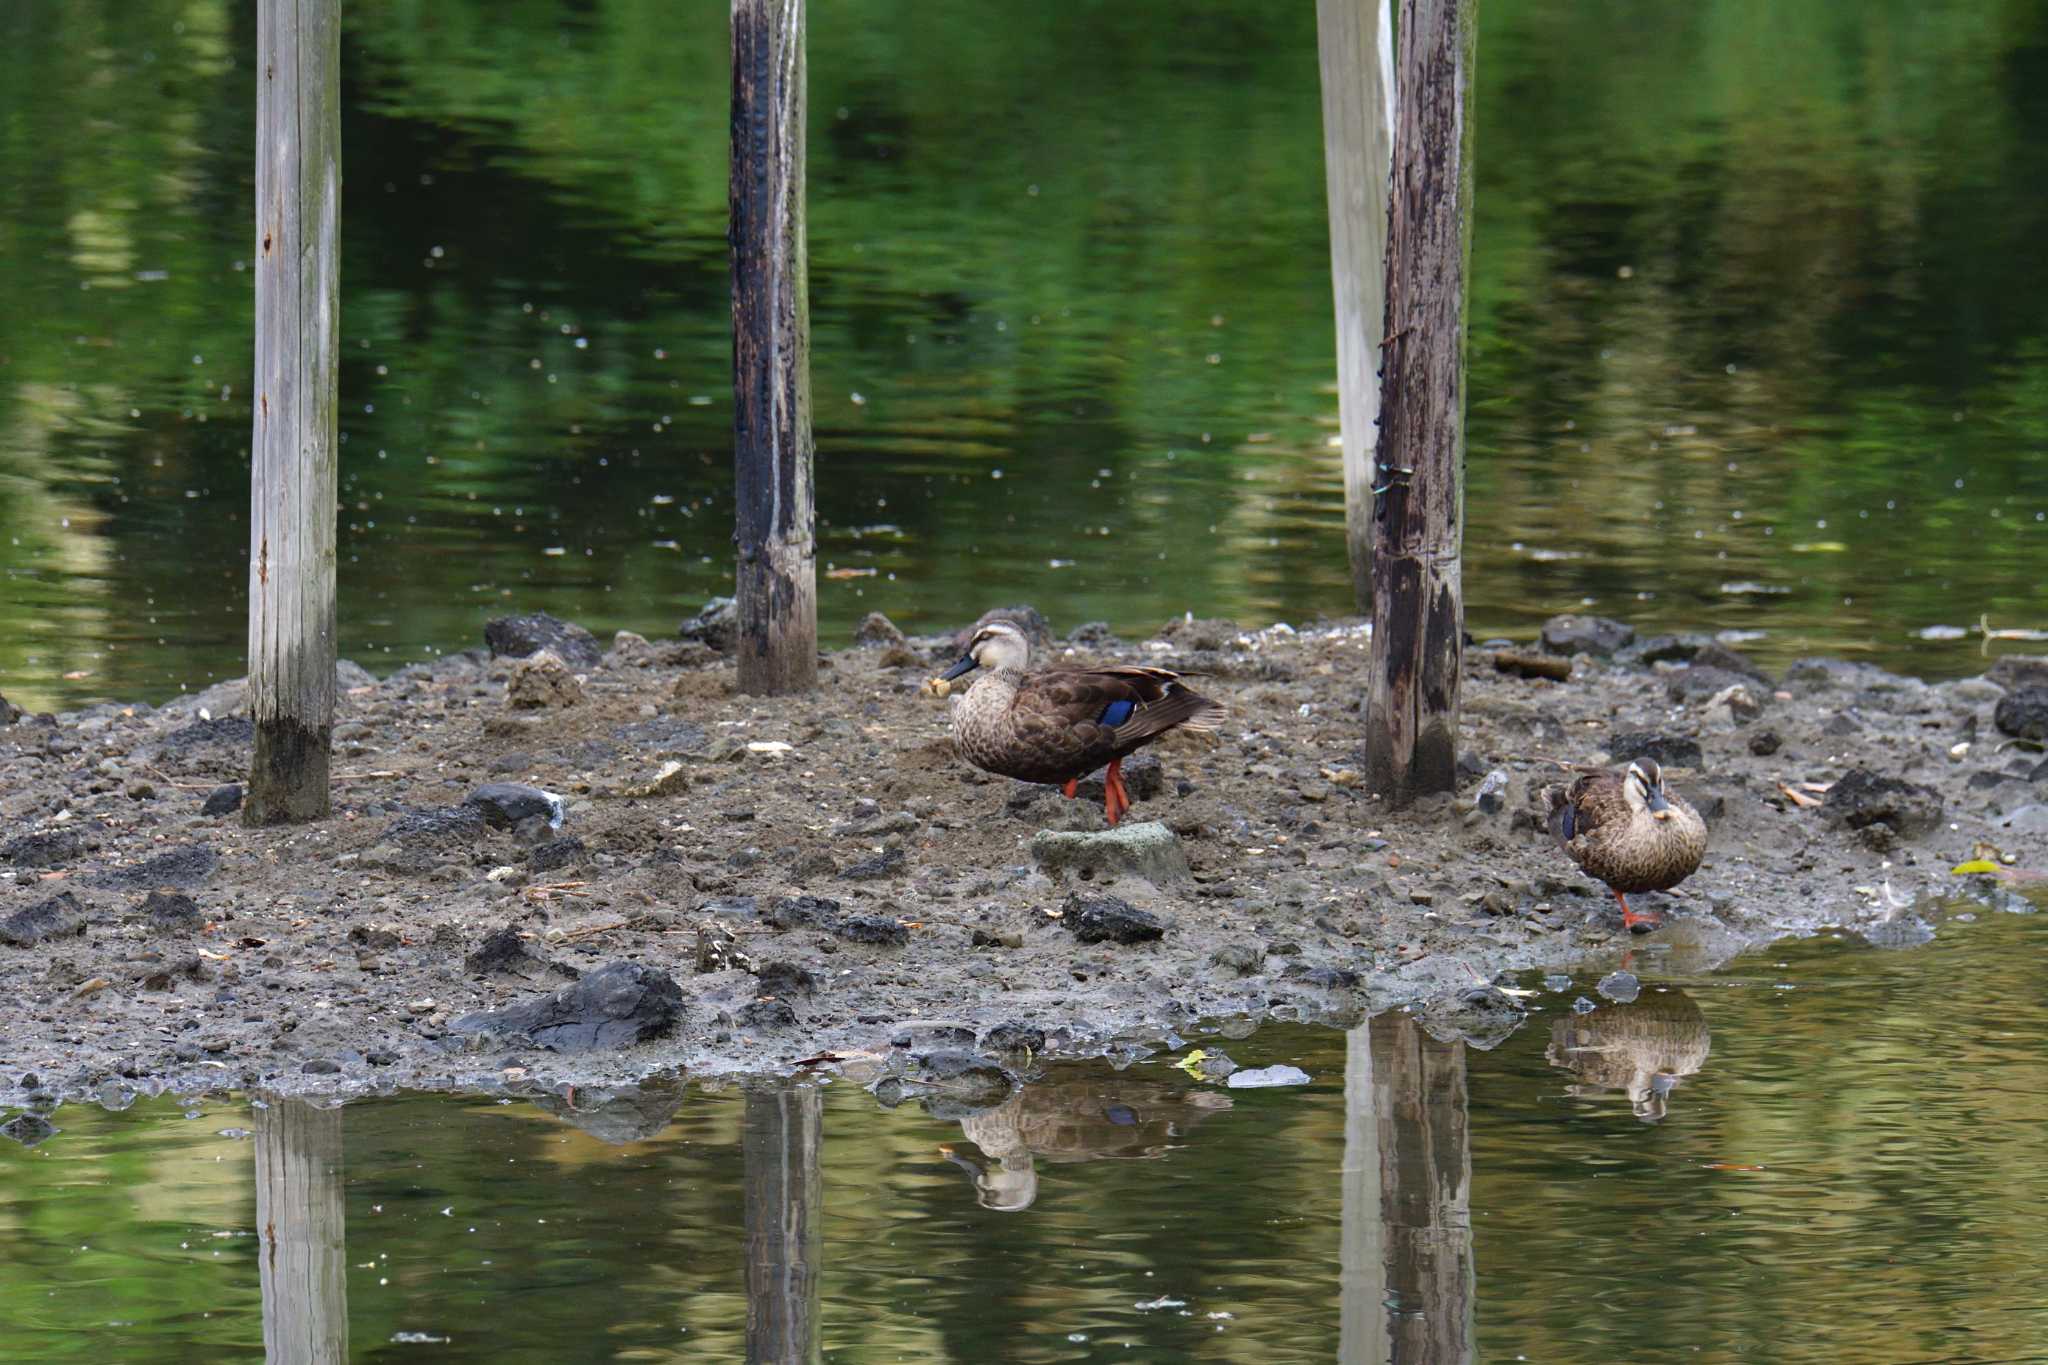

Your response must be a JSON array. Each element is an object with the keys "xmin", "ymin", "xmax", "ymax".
[{"xmin": 939, "ymin": 654, "xmax": 979, "ymax": 682}]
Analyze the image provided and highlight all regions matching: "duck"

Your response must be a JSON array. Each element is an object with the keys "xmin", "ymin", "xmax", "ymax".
[
  {"xmin": 932, "ymin": 621, "xmax": 1224, "ymax": 825},
  {"xmin": 1544, "ymin": 757, "xmax": 1707, "ymax": 932},
  {"xmin": 1545, "ymin": 988, "xmax": 1711, "ymax": 1122}
]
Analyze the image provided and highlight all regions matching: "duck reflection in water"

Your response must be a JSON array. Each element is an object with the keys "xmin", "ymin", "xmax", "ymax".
[
  {"xmin": 937, "ymin": 1080, "xmax": 1234, "ymax": 1211},
  {"xmin": 1546, "ymin": 988, "xmax": 1711, "ymax": 1122}
]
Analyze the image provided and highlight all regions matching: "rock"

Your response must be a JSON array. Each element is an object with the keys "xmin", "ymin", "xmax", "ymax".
[
  {"xmin": 135, "ymin": 891, "xmax": 203, "ymax": 929},
  {"xmin": 738, "ymin": 999, "xmax": 799, "ymax": 1030},
  {"xmin": 0, "ymin": 692, "xmax": 21, "ymax": 726},
  {"xmin": 449, "ymin": 961, "xmax": 684, "ymax": 1053},
  {"xmin": 1540, "ymin": 613, "xmax": 1635, "ymax": 657},
  {"xmin": 1667, "ymin": 665, "xmax": 1759, "ymax": 704},
  {"xmin": 383, "ymin": 805, "xmax": 487, "ymax": 847},
  {"xmin": 981, "ymin": 1022, "xmax": 1046, "ymax": 1055},
  {"xmin": 92, "ymin": 845, "xmax": 217, "ymax": 890},
  {"xmin": 1418, "ymin": 986, "xmax": 1527, "ymax": 1051},
  {"xmin": 834, "ymin": 914, "xmax": 910, "ymax": 947},
  {"xmin": 1823, "ymin": 769, "xmax": 1944, "ymax": 838},
  {"xmin": 1987, "ymin": 656, "xmax": 2048, "ymax": 692},
  {"xmin": 464, "ymin": 783, "xmax": 564, "ymax": 831},
  {"xmin": 528, "ymin": 837, "xmax": 587, "ymax": 872},
  {"xmin": 0, "ymin": 1114, "xmax": 58, "ymax": 1147},
  {"xmin": 199, "ymin": 783, "xmax": 244, "ymax": 817},
  {"xmin": 1692, "ymin": 642, "xmax": 1772, "ymax": 684},
  {"xmin": 1861, "ymin": 915, "xmax": 1935, "ymax": 951},
  {"xmin": 841, "ymin": 848, "xmax": 906, "ymax": 881},
  {"xmin": 1993, "ymin": 688, "xmax": 2048, "ymax": 742},
  {"xmin": 677, "ymin": 596, "xmax": 739, "ymax": 652},
  {"xmin": 1823, "ymin": 711, "xmax": 1864, "ymax": 736},
  {"xmin": 1284, "ymin": 963, "xmax": 1360, "ymax": 990},
  {"xmin": 1596, "ymin": 970, "xmax": 1641, "ymax": 1003},
  {"xmin": 764, "ymin": 895, "xmax": 840, "ymax": 930},
  {"xmin": 0, "ymin": 892, "xmax": 87, "ymax": 947},
  {"xmin": 1068, "ymin": 621, "xmax": 1119, "ymax": 647},
  {"xmin": 607, "ymin": 630, "xmax": 659, "ymax": 667},
  {"xmin": 0, "ymin": 829, "xmax": 87, "ymax": 869},
  {"xmin": 853, "ymin": 612, "xmax": 906, "ymax": 647},
  {"xmin": 1210, "ymin": 943, "xmax": 1266, "ymax": 977},
  {"xmin": 1226, "ymin": 1065, "xmax": 1312, "ymax": 1089},
  {"xmin": 484, "ymin": 611, "xmax": 603, "ymax": 669},
  {"xmin": 695, "ymin": 925, "xmax": 747, "ymax": 974},
  {"xmin": 958, "ymin": 606, "xmax": 1054, "ymax": 657},
  {"xmin": 1155, "ymin": 615, "xmax": 1242, "ymax": 653},
  {"xmin": 1782, "ymin": 658, "xmax": 1915, "ymax": 694},
  {"xmin": 507, "ymin": 650, "xmax": 584, "ymax": 710},
  {"xmin": 1063, "ymin": 894, "xmax": 1167, "ymax": 945},
  {"xmin": 755, "ymin": 961, "xmax": 817, "ymax": 999},
  {"xmin": 1997, "ymin": 804, "xmax": 2048, "ymax": 837},
  {"xmin": 1628, "ymin": 633, "xmax": 1712, "ymax": 665},
  {"xmin": 1748, "ymin": 729, "xmax": 1783, "ymax": 757},
  {"xmin": 529, "ymin": 1083, "xmax": 687, "ymax": 1144},
  {"xmin": 1030, "ymin": 822, "xmax": 1192, "ymax": 885},
  {"xmin": 464, "ymin": 924, "xmax": 567, "ymax": 981},
  {"xmin": 910, "ymin": 1049, "xmax": 1016, "ymax": 1109},
  {"xmin": 1704, "ymin": 683, "xmax": 1764, "ymax": 726},
  {"xmin": 1473, "ymin": 769, "xmax": 1511, "ymax": 814},
  {"xmin": 1607, "ymin": 733, "xmax": 1703, "ymax": 769},
  {"xmin": 300, "ymin": 1058, "xmax": 343, "ymax": 1075}
]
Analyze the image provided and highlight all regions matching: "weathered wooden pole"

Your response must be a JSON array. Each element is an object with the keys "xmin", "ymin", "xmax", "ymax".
[
  {"xmin": 1364, "ymin": 0, "xmax": 1476, "ymax": 806},
  {"xmin": 1373, "ymin": 1013, "xmax": 1476, "ymax": 1364},
  {"xmin": 730, "ymin": 0, "xmax": 818, "ymax": 696},
  {"xmin": 742, "ymin": 1082, "xmax": 823, "ymax": 1365},
  {"xmin": 1338, "ymin": 1018, "xmax": 1390, "ymax": 1364},
  {"xmin": 254, "ymin": 1098, "xmax": 349, "ymax": 1363},
  {"xmin": 1316, "ymin": 0, "xmax": 1396, "ymax": 611},
  {"xmin": 247, "ymin": 0, "xmax": 341, "ymax": 825}
]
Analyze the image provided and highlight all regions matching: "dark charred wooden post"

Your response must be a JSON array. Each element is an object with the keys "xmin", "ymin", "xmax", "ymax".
[
  {"xmin": 743, "ymin": 1082, "xmax": 823, "ymax": 1364},
  {"xmin": 247, "ymin": 0, "xmax": 341, "ymax": 825},
  {"xmin": 254, "ymin": 1098, "xmax": 349, "ymax": 1363},
  {"xmin": 1316, "ymin": 0, "xmax": 1396, "ymax": 611},
  {"xmin": 1364, "ymin": 0, "xmax": 1476, "ymax": 805},
  {"xmin": 730, "ymin": 0, "xmax": 818, "ymax": 696},
  {"xmin": 1372, "ymin": 1013, "xmax": 1476, "ymax": 1364}
]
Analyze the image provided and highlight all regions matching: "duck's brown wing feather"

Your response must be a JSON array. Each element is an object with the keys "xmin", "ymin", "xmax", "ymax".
[
  {"xmin": 1546, "ymin": 771, "xmax": 1625, "ymax": 851},
  {"xmin": 1006, "ymin": 667, "xmax": 1225, "ymax": 780}
]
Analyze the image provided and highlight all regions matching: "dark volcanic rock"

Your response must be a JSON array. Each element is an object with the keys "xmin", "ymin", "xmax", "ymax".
[
  {"xmin": 383, "ymin": 805, "xmax": 487, "ymax": 846},
  {"xmin": 484, "ymin": 611, "xmax": 602, "ymax": 669},
  {"xmin": 528, "ymin": 837, "xmax": 587, "ymax": 872},
  {"xmin": 1987, "ymin": 656, "xmax": 2048, "ymax": 692},
  {"xmin": 135, "ymin": 891, "xmax": 203, "ymax": 929},
  {"xmin": 834, "ymin": 914, "xmax": 909, "ymax": 947},
  {"xmin": 464, "ymin": 782, "xmax": 561, "ymax": 830},
  {"xmin": 1064, "ymin": 894, "xmax": 1167, "ymax": 945},
  {"xmin": 755, "ymin": 961, "xmax": 818, "ymax": 998},
  {"xmin": 157, "ymin": 715, "xmax": 253, "ymax": 757},
  {"xmin": 1823, "ymin": 768, "xmax": 1944, "ymax": 838},
  {"xmin": 677, "ymin": 596, "xmax": 739, "ymax": 652},
  {"xmin": 1691, "ymin": 643, "xmax": 1772, "ymax": 685},
  {"xmin": 0, "ymin": 829, "xmax": 87, "ymax": 869},
  {"xmin": 1666, "ymin": 665, "xmax": 1761, "ymax": 704},
  {"xmin": 199, "ymin": 783, "xmax": 244, "ymax": 817},
  {"xmin": 1607, "ymin": 733, "xmax": 1704, "ymax": 769},
  {"xmin": 93, "ymin": 845, "xmax": 217, "ymax": 890},
  {"xmin": 450, "ymin": 960, "xmax": 685, "ymax": 1052},
  {"xmin": 0, "ymin": 892, "xmax": 87, "ymax": 947},
  {"xmin": 1628, "ymin": 633, "xmax": 1712, "ymax": 665},
  {"xmin": 1540, "ymin": 613, "xmax": 1635, "ymax": 657},
  {"xmin": 981, "ymin": 1021, "xmax": 1047, "ymax": 1054},
  {"xmin": 737, "ymin": 998, "xmax": 799, "ymax": 1029},
  {"xmin": 765, "ymin": 895, "xmax": 840, "ymax": 930},
  {"xmin": 0, "ymin": 1114, "xmax": 58, "ymax": 1147},
  {"xmin": 841, "ymin": 847, "xmax": 906, "ymax": 881},
  {"xmin": 1284, "ymin": 963, "xmax": 1361, "ymax": 990},
  {"xmin": 1993, "ymin": 688, "xmax": 2048, "ymax": 742},
  {"xmin": 0, "ymin": 691, "xmax": 21, "ymax": 726},
  {"xmin": 911, "ymin": 1049, "xmax": 1017, "ymax": 1114},
  {"xmin": 1748, "ymin": 729, "xmax": 1783, "ymax": 757},
  {"xmin": 465, "ymin": 924, "xmax": 570, "ymax": 981}
]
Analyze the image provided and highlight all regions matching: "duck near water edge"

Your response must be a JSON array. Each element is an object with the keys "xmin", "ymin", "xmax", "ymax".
[{"xmin": 1544, "ymin": 758, "xmax": 1709, "ymax": 933}]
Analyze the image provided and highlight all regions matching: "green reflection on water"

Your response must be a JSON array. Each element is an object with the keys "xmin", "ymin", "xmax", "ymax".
[
  {"xmin": 4, "ymin": 901, "xmax": 2048, "ymax": 1362},
  {"xmin": 3, "ymin": 0, "xmax": 2046, "ymax": 711}
]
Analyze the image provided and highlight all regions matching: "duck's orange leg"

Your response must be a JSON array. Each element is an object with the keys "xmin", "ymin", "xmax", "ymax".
[
  {"xmin": 1061, "ymin": 778, "xmax": 1078, "ymax": 799},
  {"xmin": 1618, "ymin": 890, "xmax": 1660, "ymax": 934},
  {"xmin": 1103, "ymin": 758, "xmax": 1129, "ymax": 826}
]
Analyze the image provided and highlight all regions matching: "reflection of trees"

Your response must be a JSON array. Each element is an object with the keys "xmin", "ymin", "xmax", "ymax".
[
  {"xmin": 1342, "ymin": 1013, "xmax": 1474, "ymax": 1364},
  {"xmin": 1546, "ymin": 989, "xmax": 1711, "ymax": 1122},
  {"xmin": 937, "ymin": 1079, "xmax": 1233, "ymax": 1212},
  {"xmin": 253, "ymin": 1098, "xmax": 348, "ymax": 1364},
  {"xmin": 743, "ymin": 1083, "xmax": 823, "ymax": 1365}
]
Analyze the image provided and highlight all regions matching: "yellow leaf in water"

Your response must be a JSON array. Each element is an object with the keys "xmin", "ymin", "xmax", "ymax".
[
  {"xmin": 1951, "ymin": 859, "xmax": 2003, "ymax": 875},
  {"xmin": 1789, "ymin": 541, "xmax": 1848, "ymax": 553},
  {"xmin": 1174, "ymin": 1050, "xmax": 1209, "ymax": 1076}
]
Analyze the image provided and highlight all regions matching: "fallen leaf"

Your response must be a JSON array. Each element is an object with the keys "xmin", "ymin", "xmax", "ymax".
[
  {"xmin": 71, "ymin": 977, "xmax": 111, "ymax": 999},
  {"xmin": 1779, "ymin": 783, "xmax": 1822, "ymax": 809},
  {"xmin": 825, "ymin": 566, "xmax": 877, "ymax": 580},
  {"xmin": 1952, "ymin": 859, "xmax": 2003, "ymax": 875},
  {"xmin": 1175, "ymin": 1049, "xmax": 1210, "ymax": 1076},
  {"xmin": 1702, "ymin": 1162, "xmax": 1768, "ymax": 1172}
]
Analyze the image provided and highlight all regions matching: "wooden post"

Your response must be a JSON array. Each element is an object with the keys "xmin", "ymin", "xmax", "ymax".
[
  {"xmin": 247, "ymin": 0, "xmax": 341, "ymax": 825},
  {"xmin": 1338, "ymin": 1019, "xmax": 1390, "ymax": 1365},
  {"xmin": 730, "ymin": 0, "xmax": 818, "ymax": 696},
  {"xmin": 743, "ymin": 1083, "xmax": 823, "ymax": 1365},
  {"xmin": 1365, "ymin": 0, "xmax": 1476, "ymax": 806},
  {"xmin": 254, "ymin": 1098, "xmax": 349, "ymax": 1364},
  {"xmin": 1316, "ymin": 0, "xmax": 1396, "ymax": 612},
  {"xmin": 1373, "ymin": 1014, "xmax": 1476, "ymax": 1364}
]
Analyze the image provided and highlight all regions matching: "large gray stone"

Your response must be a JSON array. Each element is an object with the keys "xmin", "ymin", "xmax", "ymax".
[
  {"xmin": 450, "ymin": 960, "xmax": 683, "ymax": 1052},
  {"xmin": 1823, "ymin": 769, "xmax": 1944, "ymax": 838},
  {"xmin": 1987, "ymin": 656, "xmax": 2048, "ymax": 692},
  {"xmin": 1540, "ymin": 614, "xmax": 1635, "ymax": 657},
  {"xmin": 1993, "ymin": 688, "xmax": 2048, "ymax": 742},
  {"xmin": 484, "ymin": 611, "xmax": 603, "ymax": 669},
  {"xmin": 1030, "ymin": 822, "xmax": 1191, "ymax": 884}
]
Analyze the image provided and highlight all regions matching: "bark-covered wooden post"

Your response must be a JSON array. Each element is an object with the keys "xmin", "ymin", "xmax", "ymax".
[
  {"xmin": 1373, "ymin": 1013, "xmax": 1476, "ymax": 1364},
  {"xmin": 254, "ymin": 1098, "xmax": 349, "ymax": 1363},
  {"xmin": 1365, "ymin": 0, "xmax": 1476, "ymax": 805},
  {"xmin": 247, "ymin": 0, "xmax": 341, "ymax": 825},
  {"xmin": 743, "ymin": 1082, "xmax": 823, "ymax": 1365},
  {"xmin": 1316, "ymin": 0, "xmax": 1396, "ymax": 611},
  {"xmin": 1338, "ymin": 1018, "xmax": 1390, "ymax": 1364},
  {"xmin": 730, "ymin": 0, "xmax": 818, "ymax": 696}
]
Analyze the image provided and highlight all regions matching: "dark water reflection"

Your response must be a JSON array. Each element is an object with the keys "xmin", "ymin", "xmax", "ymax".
[
  {"xmin": 4, "ymin": 0, "xmax": 2047, "ymax": 709},
  {"xmin": 6, "ymin": 904, "xmax": 2048, "ymax": 1361}
]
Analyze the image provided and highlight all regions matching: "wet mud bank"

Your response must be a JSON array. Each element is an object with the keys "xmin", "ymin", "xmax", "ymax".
[{"xmin": 2, "ymin": 609, "xmax": 2044, "ymax": 1118}]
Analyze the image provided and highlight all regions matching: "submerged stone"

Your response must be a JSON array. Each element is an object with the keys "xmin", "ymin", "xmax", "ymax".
[{"xmin": 1226, "ymin": 1065, "xmax": 1311, "ymax": 1089}]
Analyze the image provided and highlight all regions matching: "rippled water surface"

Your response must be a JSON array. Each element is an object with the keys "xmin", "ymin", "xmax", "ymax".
[
  {"xmin": 4, "ymin": 901, "xmax": 2046, "ymax": 1362},
  {"xmin": 3, "ymin": 0, "xmax": 2047, "ymax": 710}
]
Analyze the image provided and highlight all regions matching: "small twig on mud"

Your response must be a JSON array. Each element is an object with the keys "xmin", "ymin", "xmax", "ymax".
[
  {"xmin": 335, "ymin": 770, "xmax": 404, "ymax": 782},
  {"xmin": 523, "ymin": 881, "xmax": 592, "ymax": 905},
  {"xmin": 145, "ymin": 766, "xmax": 219, "ymax": 791}
]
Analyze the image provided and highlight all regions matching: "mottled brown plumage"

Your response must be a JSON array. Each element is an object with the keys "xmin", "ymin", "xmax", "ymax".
[
  {"xmin": 938, "ymin": 621, "xmax": 1224, "ymax": 824},
  {"xmin": 1544, "ymin": 757, "xmax": 1707, "ymax": 931},
  {"xmin": 1546, "ymin": 990, "xmax": 1711, "ymax": 1122}
]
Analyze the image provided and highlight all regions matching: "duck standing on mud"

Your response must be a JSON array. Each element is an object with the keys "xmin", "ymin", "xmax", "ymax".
[
  {"xmin": 1544, "ymin": 758, "xmax": 1707, "ymax": 932},
  {"xmin": 927, "ymin": 620, "xmax": 1225, "ymax": 826}
]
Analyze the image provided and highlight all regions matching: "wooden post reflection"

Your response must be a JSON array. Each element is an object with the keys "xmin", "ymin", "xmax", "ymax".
[
  {"xmin": 1371, "ymin": 1013, "xmax": 1475, "ymax": 1364},
  {"xmin": 743, "ymin": 1083, "xmax": 823, "ymax": 1365},
  {"xmin": 253, "ymin": 1098, "xmax": 348, "ymax": 1364},
  {"xmin": 1340, "ymin": 1019, "xmax": 1390, "ymax": 1363}
]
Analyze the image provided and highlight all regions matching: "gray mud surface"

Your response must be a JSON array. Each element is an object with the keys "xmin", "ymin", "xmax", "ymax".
[{"xmin": 3, "ymin": 614, "xmax": 2044, "ymax": 1113}]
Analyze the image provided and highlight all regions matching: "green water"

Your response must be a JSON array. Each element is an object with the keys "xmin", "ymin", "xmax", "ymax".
[
  {"xmin": 5, "ymin": 903, "xmax": 2048, "ymax": 1362},
  {"xmin": 4, "ymin": 0, "xmax": 2048, "ymax": 712}
]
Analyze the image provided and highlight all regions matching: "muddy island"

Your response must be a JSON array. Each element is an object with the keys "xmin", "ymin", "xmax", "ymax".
[{"xmin": 2, "ymin": 608, "xmax": 2043, "ymax": 1112}]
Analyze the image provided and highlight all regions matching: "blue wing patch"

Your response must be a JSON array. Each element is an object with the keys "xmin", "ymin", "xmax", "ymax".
[
  {"xmin": 1559, "ymin": 804, "xmax": 1577, "ymax": 841},
  {"xmin": 1097, "ymin": 698, "xmax": 1137, "ymax": 728}
]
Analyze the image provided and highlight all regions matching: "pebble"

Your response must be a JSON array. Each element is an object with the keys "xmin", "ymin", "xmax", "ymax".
[
  {"xmin": 1226, "ymin": 1065, "xmax": 1312, "ymax": 1089},
  {"xmin": 1596, "ymin": 970, "xmax": 1640, "ymax": 1003}
]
